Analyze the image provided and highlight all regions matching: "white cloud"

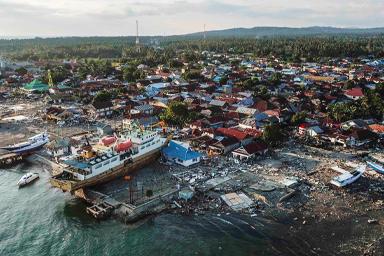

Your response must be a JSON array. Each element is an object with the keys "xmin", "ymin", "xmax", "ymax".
[{"xmin": 0, "ymin": 0, "xmax": 383, "ymax": 36}]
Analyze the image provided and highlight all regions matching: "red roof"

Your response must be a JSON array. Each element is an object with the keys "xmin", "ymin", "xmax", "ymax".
[
  {"xmin": 344, "ymin": 87, "xmax": 363, "ymax": 97},
  {"xmin": 232, "ymin": 87, "xmax": 241, "ymax": 93},
  {"xmin": 191, "ymin": 129, "xmax": 202, "ymax": 137},
  {"xmin": 304, "ymin": 91, "xmax": 316, "ymax": 97},
  {"xmin": 324, "ymin": 94, "xmax": 337, "ymax": 101},
  {"xmin": 227, "ymin": 106, "xmax": 237, "ymax": 111},
  {"xmin": 216, "ymin": 128, "xmax": 249, "ymax": 141},
  {"xmin": 264, "ymin": 109, "xmax": 280, "ymax": 117},
  {"xmin": 225, "ymin": 112, "xmax": 240, "ymax": 120},
  {"xmin": 322, "ymin": 117, "xmax": 341, "ymax": 128},
  {"xmin": 191, "ymin": 120, "xmax": 208, "ymax": 128},
  {"xmin": 218, "ymin": 97, "xmax": 238, "ymax": 104},
  {"xmin": 243, "ymin": 128, "xmax": 262, "ymax": 138},
  {"xmin": 253, "ymin": 100, "xmax": 268, "ymax": 112},
  {"xmin": 299, "ymin": 123, "xmax": 311, "ymax": 129},
  {"xmin": 207, "ymin": 116, "xmax": 225, "ymax": 124},
  {"xmin": 369, "ymin": 124, "xmax": 384, "ymax": 134}
]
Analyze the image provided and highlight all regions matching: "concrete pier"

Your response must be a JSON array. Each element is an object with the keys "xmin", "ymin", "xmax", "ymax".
[
  {"xmin": 0, "ymin": 152, "xmax": 25, "ymax": 167},
  {"xmin": 83, "ymin": 188, "xmax": 178, "ymax": 222}
]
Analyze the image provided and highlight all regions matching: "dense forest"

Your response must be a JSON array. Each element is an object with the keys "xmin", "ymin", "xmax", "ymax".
[
  {"xmin": 182, "ymin": 26, "xmax": 384, "ymax": 39},
  {"xmin": 0, "ymin": 35, "xmax": 384, "ymax": 63}
]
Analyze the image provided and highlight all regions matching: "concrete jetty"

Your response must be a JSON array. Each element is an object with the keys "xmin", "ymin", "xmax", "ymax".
[
  {"xmin": 0, "ymin": 152, "xmax": 26, "ymax": 167},
  {"xmin": 84, "ymin": 188, "xmax": 178, "ymax": 222}
]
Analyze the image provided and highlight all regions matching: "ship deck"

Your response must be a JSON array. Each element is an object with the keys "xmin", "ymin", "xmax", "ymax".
[{"xmin": 50, "ymin": 147, "xmax": 162, "ymax": 192}]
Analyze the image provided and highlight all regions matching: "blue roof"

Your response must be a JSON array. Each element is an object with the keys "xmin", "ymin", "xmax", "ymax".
[
  {"xmin": 213, "ymin": 76, "xmax": 222, "ymax": 83},
  {"xmin": 162, "ymin": 141, "xmax": 201, "ymax": 161},
  {"xmin": 239, "ymin": 97, "xmax": 254, "ymax": 106},
  {"xmin": 255, "ymin": 112, "xmax": 269, "ymax": 121}
]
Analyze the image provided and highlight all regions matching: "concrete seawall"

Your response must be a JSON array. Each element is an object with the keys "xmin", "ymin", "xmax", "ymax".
[
  {"xmin": 117, "ymin": 189, "xmax": 178, "ymax": 223},
  {"xmin": 30, "ymin": 153, "xmax": 63, "ymax": 175},
  {"xmin": 85, "ymin": 187, "xmax": 179, "ymax": 222}
]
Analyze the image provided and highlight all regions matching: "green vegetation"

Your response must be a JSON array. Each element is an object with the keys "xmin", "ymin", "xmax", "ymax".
[
  {"xmin": 160, "ymin": 101, "xmax": 194, "ymax": 127},
  {"xmin": 241, "ymin": 78, "xmax": 260, "ymax": 91},
  {"xmin": 15, "ymin": 67, "xmax": 28, "ymax": 76},
  {"xmin": 291, "ymin": 111, "xmax": 307, "ymax": 125},
  {"xmin": 1, "ymin": 35, "xmax": 384, "ymax": 63},
  {"xmin": 262, "ymin": 124, "xmax": 285, "ymax": 146},
  {"xmin": 43, "ymin": 65, "xmax": 71, "ymax": 84},
  {"xmin": 328, "ymin": 84, "xmax": 384, "ymax": 122},
  {"xmin": 208, "ymin": 105, "xmax": 223, "ymax": 115},
  {"xmin": 78, "ymin": 59, "xmax": 114, "ymax": 79},
  {"xmin": 268, "ymin": 73, "xmax": 282, "ymax": 86},
  {"xmin": 182, "ymin": 70, "xmax": 203, "ymax": 81},
  {"xmin": 146, "ymin": 190, "xmax": 153, "ymax": 198},
  {"xmin": 165, "ymin": 37, "xmax": 384, "ymax": 61},
  {"xmin": 93, "ymin": 91, "xmax": 112, "ymax": 103},
  {"xmin": 122, "ymin": 65, "xmax": 145, "ymax": 82}
]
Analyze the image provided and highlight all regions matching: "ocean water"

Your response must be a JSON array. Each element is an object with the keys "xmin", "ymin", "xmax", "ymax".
[{"xmin": 0, "ymin": 163, "xmax": 316, "ymax": 256}]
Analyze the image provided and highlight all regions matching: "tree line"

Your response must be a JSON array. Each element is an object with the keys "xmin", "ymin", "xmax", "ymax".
[{"xmin": 1, "ymin": 35, "xmax": 384, "ymax": 62}]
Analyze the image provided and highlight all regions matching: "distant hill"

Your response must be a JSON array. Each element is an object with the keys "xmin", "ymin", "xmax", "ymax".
[
  {"xmin": 171, "ymin": 26, "xmax": 384, "ymax": 39},
  {"xmin": 1, "ymin": 26, "xmax": 384, "ymax": 48}
]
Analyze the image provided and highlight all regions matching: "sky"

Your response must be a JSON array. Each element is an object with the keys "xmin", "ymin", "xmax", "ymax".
[{"xmin": 0, "ymin": 0, "xmax": 383, "ymax": 37}]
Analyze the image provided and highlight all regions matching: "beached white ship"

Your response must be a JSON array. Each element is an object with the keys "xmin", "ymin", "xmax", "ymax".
[
  {"xmin": 1, "ymin": 132, "xmax": 49, "ymax": 155},
  {"xmin": 330, "ymin": 165, "xmax": 366, "ymax": 187},
  {"xmin": 50, "ymin": 121, "xmax": 168, "ymax": 193}
]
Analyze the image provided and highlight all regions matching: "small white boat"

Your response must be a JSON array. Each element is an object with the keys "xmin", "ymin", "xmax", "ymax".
[
  {"xmin": 17, "ymin": 172, "xmax": 39, "ymax": 187},
  {"xmin": 330, "ymin": 165, "xmax": 366, "ymax": 187}
]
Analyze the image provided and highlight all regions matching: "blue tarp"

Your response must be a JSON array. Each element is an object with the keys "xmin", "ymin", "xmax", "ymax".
[{"xmin": 162, "ymin": 141, "xmax": 201, "ymax": 161}]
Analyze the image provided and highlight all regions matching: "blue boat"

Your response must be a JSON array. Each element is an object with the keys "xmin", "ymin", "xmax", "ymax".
[{"xmin": 366, "ymin": 161, "xmax": 384, "ymax": 175}]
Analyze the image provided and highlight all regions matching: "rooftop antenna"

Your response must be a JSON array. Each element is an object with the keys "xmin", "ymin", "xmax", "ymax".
[{"xmin": 136, "ymin": 20, "xmax": 141, "ymax": 53}]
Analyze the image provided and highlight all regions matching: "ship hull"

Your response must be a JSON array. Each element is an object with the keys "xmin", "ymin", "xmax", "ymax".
[
  {"xmin": 1, "ymin": 132, "xmax": 49, "ymax": 154},
  {"xmin": 12, "ymin": 143, "xmax": 47, "ymax": 155},
  {"xmin": 367, "ymin": 161, "xmax": 384, "ymax": 174},
  {"xmin": 50, "ymin": 148, "xmax": 161, "ymax": 193},
  {"xmin": 1, "ymin": 142, "xmax": 31, "ymax": 151}
]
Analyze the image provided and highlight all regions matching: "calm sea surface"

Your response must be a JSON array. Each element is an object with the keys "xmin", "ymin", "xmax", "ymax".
[{"xmin": 0, "ymin": 163, "xmax": 316, "ymax": 256}]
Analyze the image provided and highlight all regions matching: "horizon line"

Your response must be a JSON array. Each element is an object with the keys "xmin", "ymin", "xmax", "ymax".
[{"xmin": 1, "ymin": 25, "xmax": 384, "ymax": 39}]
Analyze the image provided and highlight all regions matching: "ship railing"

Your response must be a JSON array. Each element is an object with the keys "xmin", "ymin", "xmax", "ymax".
[{"xmin": 66, "ymin": 166, "xmax": 92, "ymax": 176}]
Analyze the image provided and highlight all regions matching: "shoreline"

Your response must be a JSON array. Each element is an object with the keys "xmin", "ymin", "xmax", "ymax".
[
  {"xmin": 1, "ymin": 107, "xmax": 383, "ymax": 255},
  {"xmin": 19, "ymin": 143, "xmax": 384, "ymax": 255}
]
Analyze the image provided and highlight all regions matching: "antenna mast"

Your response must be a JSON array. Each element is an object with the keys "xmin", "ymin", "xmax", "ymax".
[
  {"xmin": 136, "ymin": 20, "xmax": 141, "ymax": 53},
  {"xmin": 203, "ymin": 24, "xmax": 206, "ymax": 40}
]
